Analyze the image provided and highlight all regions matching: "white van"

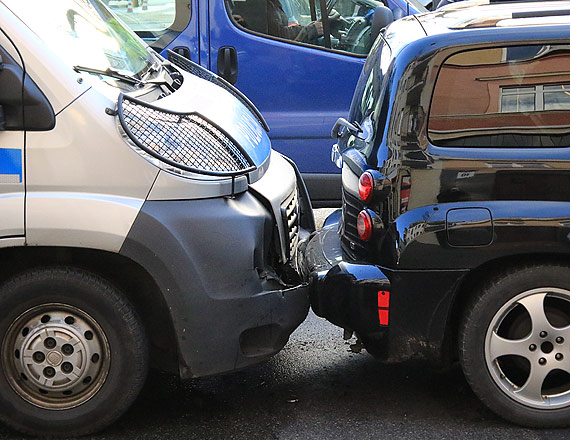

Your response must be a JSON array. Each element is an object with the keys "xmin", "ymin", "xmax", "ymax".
[{"xmin": 0, "ymin": 0, "xmax": 313, "ymax": 436}]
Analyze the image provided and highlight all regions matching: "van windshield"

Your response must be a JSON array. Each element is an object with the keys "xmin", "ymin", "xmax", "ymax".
[{"xmin": 4, "ymin": 0, "xmax": 153, "ymax": 78}]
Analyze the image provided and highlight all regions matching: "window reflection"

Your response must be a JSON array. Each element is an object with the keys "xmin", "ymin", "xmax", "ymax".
[
  {"xmin": 500, "ymin": 84, "xmax": 570, "ymax": 113},
  {"xmin": 428, "ymin": 45, "xmax": 570, "ymax": 148},
  {"xmin": 108, "ymin": 0, "xmax": 177, "ymax": 33}
]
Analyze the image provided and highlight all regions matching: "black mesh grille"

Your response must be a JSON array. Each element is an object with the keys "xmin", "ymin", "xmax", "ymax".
[
  {"xmin": 119, "ymin": 95, "xmax": 254, "ymax": 176},
  {"xmin": 167, "ymin": 50, "xmax": 269, "ymax": 132},
  {"xmin": 281, "ymin": 188, "xmax": 300, "ymax": 260},
  {"xmin": 340, "ymin": 188, "xmax": 367, "ymax": 259}
]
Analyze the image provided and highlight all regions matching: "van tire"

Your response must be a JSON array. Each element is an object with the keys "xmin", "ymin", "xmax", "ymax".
[
  {"xmin": 459, "ymin": 264, "xmax": 570, "ymax": 428},
  {"xmin": 0, "ymin": 267, "xmax": 148, "ymax": 437}
]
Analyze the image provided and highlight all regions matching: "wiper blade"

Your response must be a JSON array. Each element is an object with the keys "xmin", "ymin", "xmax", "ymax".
[{"xmin": 73, "ymin": 65, "xmax": 142, "ymax": 86}]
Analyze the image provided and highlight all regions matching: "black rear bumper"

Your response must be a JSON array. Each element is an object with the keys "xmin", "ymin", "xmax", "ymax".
[
  {"xmin": 298, "ymin": 225, "xmax": 391, "ymax": 352},
  {"xmin": 298, "ymin": 222, "xmax": 468, "ymax": 363}
]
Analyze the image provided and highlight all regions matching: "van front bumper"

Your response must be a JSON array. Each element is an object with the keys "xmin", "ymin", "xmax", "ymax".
[
  {"xmin": 120, "ymin": 192, "xmax": 311, "ymax": 379},
  {"xmin": 298, "ymin": 224, "xmax": 391, "ymax": 356}
]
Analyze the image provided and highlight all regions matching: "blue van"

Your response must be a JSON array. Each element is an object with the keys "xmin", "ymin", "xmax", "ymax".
[{"xmin": 107, "ymin": 0, "xmax": 429, "ymax": 206}]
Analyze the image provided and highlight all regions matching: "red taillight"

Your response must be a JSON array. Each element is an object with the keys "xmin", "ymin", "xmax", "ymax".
[
  {"xmin": 359, "ymin": 172, "xmax": 374, "ymax": 203},
  {"xmin": 357, "ymin": 210, "xmax": 373, "ymax": 241}
]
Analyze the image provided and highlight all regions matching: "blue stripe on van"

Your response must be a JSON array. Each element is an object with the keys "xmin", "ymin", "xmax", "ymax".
[{"xmin": 0, "ymin": 148, "xmax": 22, "ymax": 182}]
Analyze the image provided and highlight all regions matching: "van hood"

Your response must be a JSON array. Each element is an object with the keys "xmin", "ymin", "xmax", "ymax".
[{"xmin": 144, "ymin": 70, "xmax": 271, "ymax": 168}]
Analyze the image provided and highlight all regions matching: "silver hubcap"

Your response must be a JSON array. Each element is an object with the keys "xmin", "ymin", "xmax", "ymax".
[
  {"xmin": 485, "ymin": 288, "xmax": 570, "ymax": 409},
  {"xmin": 2, "ymin": 303, "xmax": 110, "ymax": 409}
]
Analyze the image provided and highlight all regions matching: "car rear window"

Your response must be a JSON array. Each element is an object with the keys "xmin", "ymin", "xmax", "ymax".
[{"xmin": 428, "ymin": 45, "xmax": 570, "ymax": 148}]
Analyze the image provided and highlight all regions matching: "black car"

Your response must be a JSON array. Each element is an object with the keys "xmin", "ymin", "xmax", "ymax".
[{"xmin": 299, "ymin": 0, "xmax": 570, "ymax": 428}]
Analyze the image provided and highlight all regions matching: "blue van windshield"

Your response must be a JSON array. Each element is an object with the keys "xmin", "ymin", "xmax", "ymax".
[{"xmin": 4, "ymin": 0, "xmax": 154, "ymax": 77}]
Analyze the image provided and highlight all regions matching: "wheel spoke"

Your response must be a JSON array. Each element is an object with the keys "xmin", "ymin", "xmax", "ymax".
[
  {"xmin": 514, "ymin": 363, "xmax": 551, "ymax": 403},
  {"xmin": 517, "ymin": 293, "xmax": 555, "ymax": 336},
  {"xmin": 42, "ymin": 378, "xmax": 55, "ymax": 388},
  {"xmin": 22, "ymin": 349, "xmax": 35, "ymax": 361},
  {"xmin": 489, "ymin": 331, "xmax": 532, "ymax": 361}
]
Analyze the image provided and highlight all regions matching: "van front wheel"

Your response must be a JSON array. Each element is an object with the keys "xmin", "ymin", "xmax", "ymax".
[
  {"xmin": 0, "ymin": 268, "xmax": 148, "ymax": 437},
  {"xmin": 460, "ymin": 264, "xmax": 570, "ymax": 428}
]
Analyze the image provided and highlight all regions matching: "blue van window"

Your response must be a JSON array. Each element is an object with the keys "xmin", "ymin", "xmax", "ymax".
[
  {"xmin": 428, "ymin": 45, "xmax": 570, "ymax": 148},
  {"xmin": 226, "ymin": 0, "xmax": 379, "ymax": 55}
]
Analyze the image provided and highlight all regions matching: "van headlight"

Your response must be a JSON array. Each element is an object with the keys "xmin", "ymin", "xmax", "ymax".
[{"xmin": 117, "ymin": 94, "xmax": 255, "ymax": 176}]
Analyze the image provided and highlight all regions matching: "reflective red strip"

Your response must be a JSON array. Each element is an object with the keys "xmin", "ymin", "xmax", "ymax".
[
  {"xmin": 378, "ymin": 291, "xmax": 390, "ymax": 308},
  {"xmin": 379, "ymin": 309, "xmax": 389, "ymax": 326},
  {"xmin": 378, "ymin": 290, "xmax": 390, "ymax": 326}
]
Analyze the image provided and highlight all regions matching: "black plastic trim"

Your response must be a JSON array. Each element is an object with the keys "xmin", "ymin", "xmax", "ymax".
[
  {"xmin": 281, "ymin": 155, "xmax": 316, "ymax": 232},
  {"xmin": 120, "ymin": 196, "xmax": 310, "ymax": 378},
  {"xmin": 303, "ymin": 173, "xmax": 342, "ymax": 207}
]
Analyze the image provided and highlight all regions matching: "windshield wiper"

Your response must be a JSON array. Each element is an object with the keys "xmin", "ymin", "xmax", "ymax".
[{"xmin": 73, "ymin": 65, "xmax": 143, "ymax": 86}]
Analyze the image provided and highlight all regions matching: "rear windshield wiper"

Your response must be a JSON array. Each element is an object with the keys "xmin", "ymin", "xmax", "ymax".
[{"xmin": 73, "ymin": 65, "xmax": 143, "ymax": 86}]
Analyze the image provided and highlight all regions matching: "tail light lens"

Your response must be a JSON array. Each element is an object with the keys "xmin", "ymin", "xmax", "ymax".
[
  {"xmin": 357, "ymin": 210, "xmax": 373, "ymax": 241},
  {"xmin": 359, "ymin": 172, "xmax": 374, "ymax": 203}
]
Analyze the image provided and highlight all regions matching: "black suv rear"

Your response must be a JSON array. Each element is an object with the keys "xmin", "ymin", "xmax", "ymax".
[{"xmin": 299, "ymin": 0, "xmax": 570, "ymax": 428}]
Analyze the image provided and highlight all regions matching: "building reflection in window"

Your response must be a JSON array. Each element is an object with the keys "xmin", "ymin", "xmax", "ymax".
[{"xmin": 428, "ymin": 45, "xmax": 570, "ymax": 148}]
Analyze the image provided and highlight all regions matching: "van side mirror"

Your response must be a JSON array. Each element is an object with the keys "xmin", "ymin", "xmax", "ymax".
[
  {"xmin": 0, "ymin": 47, "xmax": 54, "ymax": 131},
  {"xmin": 370, "ymin": 6, "xmax": 394, "ymax": 43}
]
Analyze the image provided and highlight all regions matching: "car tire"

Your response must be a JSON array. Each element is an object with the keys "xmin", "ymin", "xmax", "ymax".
[
  {"xmin": 459, "ymin": 264, "xmax": 570, "ymax": 427},
  {"xmin": 0, "ymin": 267, "xmax": 148, "ymax": 437}
]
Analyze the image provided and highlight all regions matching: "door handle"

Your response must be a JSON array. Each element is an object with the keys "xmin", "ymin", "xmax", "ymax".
[
  {"xmin": 172, "ymin": 46, "xmax": 191, "ymax": 60},
  {"xmin": 217, "ymin": 46, "xmax": 238, "ymax": 85}
]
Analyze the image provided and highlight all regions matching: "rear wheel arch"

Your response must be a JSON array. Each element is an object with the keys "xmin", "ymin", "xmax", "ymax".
[
  {"xmin": 440, "ymin": 253, "xmax": 570, "ymax": 365},
  {"xmin": 458, "ymin": 263, "xmax": 570, "ymax": 427}
]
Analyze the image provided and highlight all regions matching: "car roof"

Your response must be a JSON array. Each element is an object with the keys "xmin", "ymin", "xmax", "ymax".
[{"xmin": 418, "ymin": 0, "xmax": 570, "ymax": 34}]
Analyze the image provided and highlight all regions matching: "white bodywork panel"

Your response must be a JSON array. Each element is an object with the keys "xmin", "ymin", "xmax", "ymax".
[
  {"xmin": 26, "ymin": 193, "xmax": 143, "ymax": 251},
  {"xmin": 26, "ymin": 89, "xmax": 159, "ymax": 252}
]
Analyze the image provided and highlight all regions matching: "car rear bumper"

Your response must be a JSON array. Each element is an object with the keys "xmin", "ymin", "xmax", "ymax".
[
  {"xmin": 298, "ymin": 217, "xmax": 470, "ymax": 363},
  {"xmin": 298, "ymin": 224, "xmax": 391, "ymax": 349}
]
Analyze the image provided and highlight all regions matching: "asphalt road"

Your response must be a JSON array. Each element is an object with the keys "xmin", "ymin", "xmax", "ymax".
[
  {"xmin": 1, "ymin": 210, "xmax": 570, "ymax": 439},
  {"xmin": 3, "ymin": 311, "xmax": 569, "ymax": 440}
]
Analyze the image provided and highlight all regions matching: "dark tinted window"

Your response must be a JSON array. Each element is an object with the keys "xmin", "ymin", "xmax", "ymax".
[
  {"xmin": 428, "ymin": 45, "xmax": 570, "ymax": 148},
  {"xmin": 225, "ymin": 0, "xmax": 380, "ymax": 55}
]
